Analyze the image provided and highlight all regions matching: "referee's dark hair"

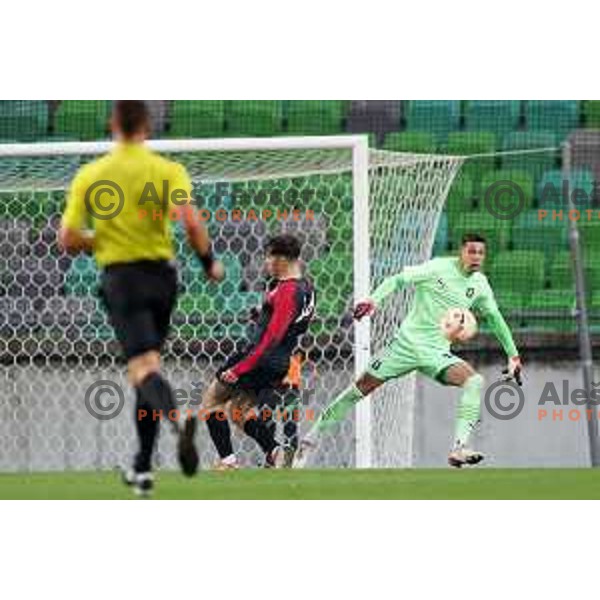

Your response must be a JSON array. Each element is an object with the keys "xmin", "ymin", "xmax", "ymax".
[
  {"xmin": 266, "ymin": 234, "xmax": 302, "ymax": 261},
  {"xmin": 113, "ymin": 101, "xmax": 150, "ymax": 137}
]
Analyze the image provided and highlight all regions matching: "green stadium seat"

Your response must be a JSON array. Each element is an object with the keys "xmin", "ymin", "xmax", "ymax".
[
  {"xmin": 549, "ymin": 251, "xmax": 574, "ymax": 289},
  {"xmin": 481, "ymin": 169, "xmax": 535, "ymax": 213},
  {"xmin": 488, "ymin": 250, "xmax": 545, "ymax": 297},
  {"xmin": 525, "ymin": 101, "xmax": 579, "ymax": 140},
  {"xmin": 405, "ymin": 101, "xmax": 460, "ymax": 143},
  {"xmin": 169, "ymin": 101, "xmax": 225, "ymax": 138},
  {"xmin": 54, "ymin": 101, "xmax": 111, "ymax": 141},
  {"xmin": 285, "ymin": 101, "xmax": 345, "ymax": 135},
  {"xmin": 446, "ymin": 132, "xmax": 497, "ymax": 184},
  {"xmin": 511, "ymin": 210, "xmax": 568, "ymax": 265},
  {"xmin": 501, "ymin": 131, "xmax": 559, "ymax": 184},
  {"xmin": 464, "ymin": 101, "xmax": 521, "ymax": 136},
  {"xmin": 583, "ymin": 101, "xmax": 600, "ymax": 128},
  {"xmin": 432, "ymin": 211, "xmax": 448, "ymax": 256},
  {"xmin": 446, "ymin": 174, "xmax": 476, "ymax": 230},
  {"xmin": 494, "ymin": 291, "xmax": 525, "ymax": 312},
  {"xmin": 64, "ymin": 255, "xmax": 98, "ymax": 296},
  {"xmin": 529, "ymin": 289, "xmax": 577, "ymax": 332},
  {"xmin": 578, "ymin": 222, "xmax": 600, "ymax": 256},
  {"xmin": 309, "ymin": 253, "xmax": 352, "ymax": 316},
  {"xmin": 537, "ymin": 169, "xmax": 594, "ymax": 209},
  {"xmin": 451, "ymin": 211, "xmax": 510, "ymax": 255},
  {"xmin": 382, "ymin": 132, "xmax": 437, "ymax": 153},
  {"xmin": 226, "ymin": 101, "xmax": 283, "ymax": 136},
  {"xmin": 0, "ymin": 101, "xmax": 48, "ymax": 141}
]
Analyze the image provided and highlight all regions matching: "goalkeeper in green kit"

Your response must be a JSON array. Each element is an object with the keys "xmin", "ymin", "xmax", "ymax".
[{"xmin": 294, "ymin": 233, "xmax": 522, "ymax": 468}]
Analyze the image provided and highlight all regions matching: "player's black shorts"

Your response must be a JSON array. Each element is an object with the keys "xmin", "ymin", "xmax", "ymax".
[
  {"xmin": 217, "ymin": 351, "xmax": 289, "ymax": 399},
  {"xmin": 100, "ymin": 260, "xmax": 178, "ymax": 360}
]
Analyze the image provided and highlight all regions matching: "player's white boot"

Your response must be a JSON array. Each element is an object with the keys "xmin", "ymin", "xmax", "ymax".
[
  {"xmin": 213, "ymin": 454, "xmax": 240, "ymax": 471},
  {"xmin": 448, "ymin": 445, "xmax": 484, "ymax": 468},
  {"xmin": 292, "ymin": 438, "xmax": 317, "ymax": 469}
]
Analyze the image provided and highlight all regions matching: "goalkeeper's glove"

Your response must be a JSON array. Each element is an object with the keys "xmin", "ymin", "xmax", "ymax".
[
  {"xmin": 353, "ymin": 299, "xmax": 376, "ymax": 321},
  {"xmin": 502, "ymin": 356, "xmax": 523, "ymax": 386}
]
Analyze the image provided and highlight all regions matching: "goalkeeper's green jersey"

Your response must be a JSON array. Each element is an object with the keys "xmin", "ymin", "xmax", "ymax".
[{"xmin": 370, "ymin": 256, "xmax": 518, "ymax": 357}]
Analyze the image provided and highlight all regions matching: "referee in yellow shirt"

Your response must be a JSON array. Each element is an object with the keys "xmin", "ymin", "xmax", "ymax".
[{"xmin": 59, "ymin": 101, "xmax": 223, "ymax": 496}]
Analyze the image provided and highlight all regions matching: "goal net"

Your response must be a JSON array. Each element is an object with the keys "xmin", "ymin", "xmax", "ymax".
[{"xmin": 0, "ymin": 137, "xmax": 463, "ymax": 471}]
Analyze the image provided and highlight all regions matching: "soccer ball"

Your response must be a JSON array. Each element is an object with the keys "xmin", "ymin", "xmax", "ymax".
[{"xmin": 440, "ymin": 307, "xmax": 478, "ymax": 342}]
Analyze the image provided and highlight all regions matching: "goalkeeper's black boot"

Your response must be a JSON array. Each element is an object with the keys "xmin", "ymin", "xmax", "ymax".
[{"xmin": 177, "ymin": 415, "xmax": 199, "ymax": 477}]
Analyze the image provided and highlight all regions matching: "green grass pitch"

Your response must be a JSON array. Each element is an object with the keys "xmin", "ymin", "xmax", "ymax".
[{"xmin": 0, "ymin": 468, "xmax": 599, "ymax": 499}]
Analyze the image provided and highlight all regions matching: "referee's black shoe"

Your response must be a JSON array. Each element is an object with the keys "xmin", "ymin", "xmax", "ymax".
[
  {"xmin": 119, "ymin": 467, "xmax": 154, "ymax": 498},
  {"xmin": 177, "ymin": 416, "xmax": 199, "ymax": 477}
]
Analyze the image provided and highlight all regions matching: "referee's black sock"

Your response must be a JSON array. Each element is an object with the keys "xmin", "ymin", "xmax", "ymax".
[
  {"xmin": 138, "ymin": 372, "xmax": 177, "ymax": 430},
  {"xmin": 133, "ymin": 389, "xmax": 158, "ymax": 474},
  {"xmin": 244, "ymin": 419, "xmax": 278, "ymax": 455},
  {"xmin": 206, "ymin": 412, "xmax": 234, "ymax": 459}
]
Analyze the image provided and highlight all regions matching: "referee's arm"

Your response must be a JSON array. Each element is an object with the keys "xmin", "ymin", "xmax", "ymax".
[
  {"xmin": 174, "ymin": 163, "xmax": 223, "ymax": 281},
  {"xmin": 58, "ymin": 169, "xmax": 95, "ymax": 254}
]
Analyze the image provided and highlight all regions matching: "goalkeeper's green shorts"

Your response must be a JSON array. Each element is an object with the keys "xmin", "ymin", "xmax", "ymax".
[{"xmin": 365, "ymin": 334, "xmax": 465, "ymax": 383}]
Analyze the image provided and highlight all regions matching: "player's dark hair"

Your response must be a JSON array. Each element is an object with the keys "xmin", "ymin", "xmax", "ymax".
[
  {"xmin": 265, "ymin": 234, "xmax": 301, "ymax": 261},
  {"xmin": 461, "ymin": 232, "xmax": 486, "ymax": 246},
  {"xmin": 113, "ymin": 101, "xmax": 150, "ymax": 137}
]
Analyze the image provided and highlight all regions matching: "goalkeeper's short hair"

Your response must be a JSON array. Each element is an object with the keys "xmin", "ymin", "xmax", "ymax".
[{"xmin": 461, "ymin": 232, "xmax": 486, "ymax": 246}]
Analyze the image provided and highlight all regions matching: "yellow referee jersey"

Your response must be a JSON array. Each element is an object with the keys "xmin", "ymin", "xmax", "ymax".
[{"xmin": 61, "ymin": 142, "xmax": 192, "ymax": 267}]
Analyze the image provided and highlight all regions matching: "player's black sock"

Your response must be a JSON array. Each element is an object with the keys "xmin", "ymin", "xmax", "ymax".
[
  {"xmin": 244, "ymin": 419, "xmax": 278, "ymax": 455},
  {"xmin": 133, "ymin": 389, "xmax": 158, "ymax": 473},
  {"xmin": 283, "ymin": 420, "xmax": 299, "ymax": 451},
  {"xmin": 206, "ymin": 412, "xmax": 234, "ymax": 459}
]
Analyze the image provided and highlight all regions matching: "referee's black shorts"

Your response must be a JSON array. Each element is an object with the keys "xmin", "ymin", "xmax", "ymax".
[{"xmin": 100, "ymin": 260, "xmax": 178, "ymax": 360}]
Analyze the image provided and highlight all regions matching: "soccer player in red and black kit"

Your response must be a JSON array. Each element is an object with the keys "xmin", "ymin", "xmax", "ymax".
[{"xmin": 196, "ymin": 234, "xmax": 315, "ymax": 469}]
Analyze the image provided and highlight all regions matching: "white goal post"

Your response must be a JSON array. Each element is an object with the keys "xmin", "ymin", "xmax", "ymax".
[{"xmin": 0, "ymin": 135, "xmax": 463, "ymax": 470}]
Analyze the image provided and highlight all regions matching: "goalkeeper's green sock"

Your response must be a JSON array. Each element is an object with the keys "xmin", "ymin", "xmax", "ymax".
[
  {"xmin": 309, "ymin": 384, "xmax": 364, "ymax": 440},
  {"xmin": 454, "ymin": 373, "xmax": 484, "ymax": 448}
]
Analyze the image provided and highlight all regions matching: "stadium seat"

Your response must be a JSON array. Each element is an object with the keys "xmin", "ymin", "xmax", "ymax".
[
  {"xmin": 579, "ymin": 222, "xmax": 600, "ymax": 256},
  {"xmin": 54, "ymin": 101, "xmax": 111, "ymax": 141},
  {"xmin": 278, "ymin": 214, "xmax": 329, "ymax": 262},
  {"xmin": 0, "ymin": 101, "xmax": 49, "ymax": 141},
  {"xmin": 64, "ymin": 255, "xmax": 98, "ymax": 296},
  {"xmin": 549, "ymin": 251, "xmax": 574, "ymax": 289},
  {"xmin": 169, "ymin": 100, "xmax": 225, "ymax": 138},
  {"xmin": 488, "ymin": 250, "xmax": 545, "ymax": 297},
  {"xmin": 451, "ymin": 211, "xmax": 510, "ymax": 255},
  {"xmin": 382, "ymin": 132, "xmax": 437, "ymax": 153},
  {"xmin": 529, "ymin": 289, "xmax": 577, "ymax": 332},
  {"xmin": 285, "ymin": 101, "xmax": 346, "ymax": 135},
  {"xmin": 511, "ymin": 210, "xmax": 568, "ymax": 265},
  {"xmin": 525, "ymin": 101, "xmax": 579, "ymax": 140},
  {"xmin": 405, "ymin": 101, "xmax": 460, "ymax": 143},
  {"xmin": 493, "ymin": 291, "xmax": 525, "ymax": 312},
  {"xmin": 226, "ymin": 101, "xmax": 283, "ymax": 136},
  {"xmin": 501, "ymin": 131, "xmax": 559, "ymax": 184},
  {"xmin": 464, "ymin": 101, "xmax": 521, "ymax": 137},
  {"xmin": 309, "ymin": 253, "xmax": 352, "ymax": 317},
  {"xmin": 480, "ymin": 169, "xmax": 535, "ymax": 213},
  {"xmin": 432, "ymin": 211, "xmax": 448, "ymax": 256},
  {"xmin": 445, "ymin": 174, "xmax": 476, "ymax": 229},
  {"xmin": 537, "ymin": 169, "xmax": 594, "ymax": 209},
  {"xmin": 583, "ymin": 101, "xmax": 600, "ymax": 128},
  {"xmin": 446, "ymin": 132, "xmax": 497, "ymax": 183}
]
